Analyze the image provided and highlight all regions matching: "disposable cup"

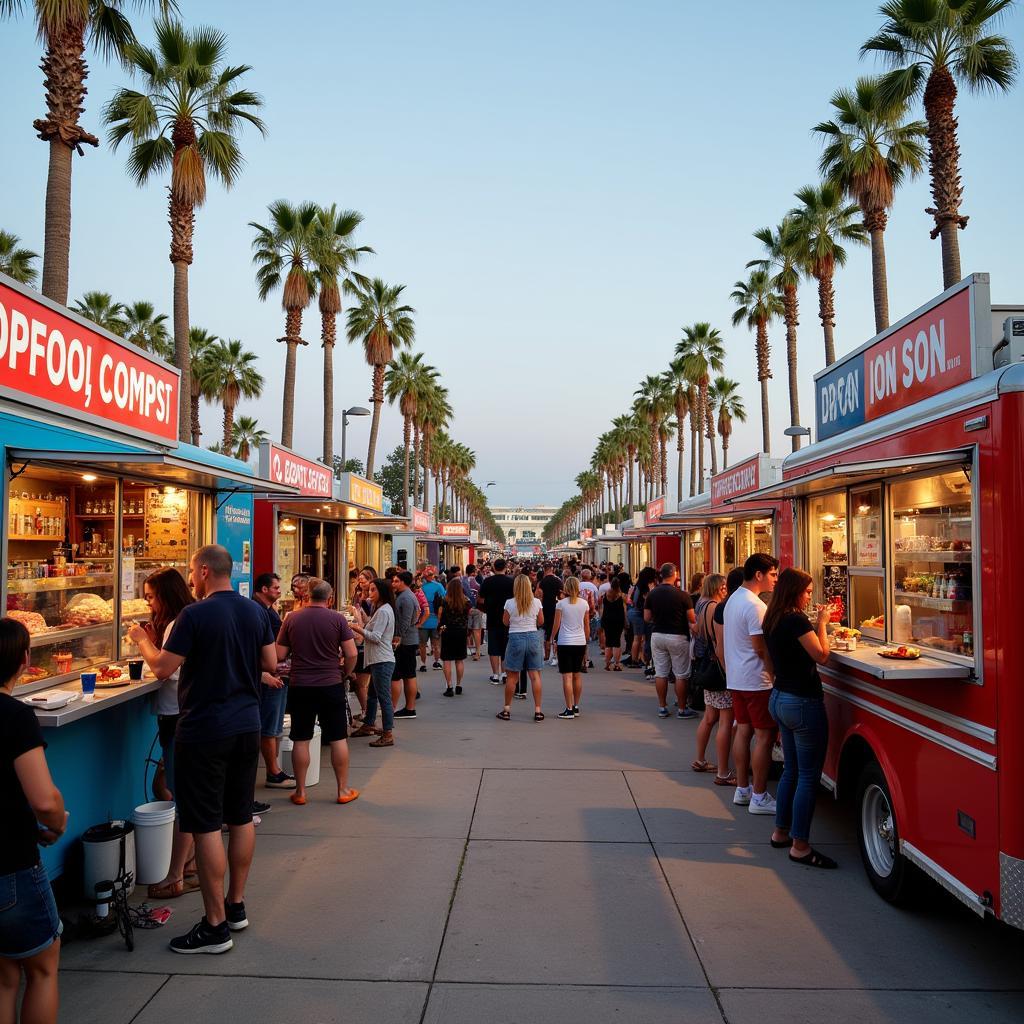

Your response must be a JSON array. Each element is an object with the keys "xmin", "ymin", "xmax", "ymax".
[
  {"xmin": 128, "ymin": 658, "xmax": 144, "ymax": 681},
  {"xmin": 81, "ymin": 672, "xmax": 96, "ymax": 701}
]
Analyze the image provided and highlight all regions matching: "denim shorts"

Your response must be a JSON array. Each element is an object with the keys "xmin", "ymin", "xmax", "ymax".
[
  {"xmin": 260, "ymin": 680, "xmax": 289, "ymax": 739},
  {"xmin": 0, "ymin": 863, "xmax": 62, "ymax": 959},
  {"xmin": 504, "ymin": 630, "xmax": 543, "ymax": 672}
]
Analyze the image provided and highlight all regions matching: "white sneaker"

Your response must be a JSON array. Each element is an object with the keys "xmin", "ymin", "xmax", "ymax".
[
  {"xmin": 549, "ymin": 658, "xmax": 558, "ymax": 667},
  {"xmin": 500, "ymin": 673, "xmax": 507, "ymax": 682},
  {"xmin": 748, "ymin": 791, "xmax": 777, "ymax": 815},
  {"xmin": 489, "ymin": 674, "xmax": 501, "ymax": 684},
  {"xmin": 733, "ymin": 787, "xmax": 751, "ymax": 806}
]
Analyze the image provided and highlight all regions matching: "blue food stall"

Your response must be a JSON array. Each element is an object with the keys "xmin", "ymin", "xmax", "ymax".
[{"xmin": 0, "ymin": 272, "xmax": 295, "ymax": 879}]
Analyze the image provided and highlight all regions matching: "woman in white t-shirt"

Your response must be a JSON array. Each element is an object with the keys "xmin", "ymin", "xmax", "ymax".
[
  {"xmin": 496, "ymin": 573, "xmax": 545, "ymax": 721},
  {"xmin": 127, "ymin": 568, "xmax": 196, "ymax": 900},
  {"xmin": 550, "ymin": 576, "xmax": 590, "ymax": 719}
]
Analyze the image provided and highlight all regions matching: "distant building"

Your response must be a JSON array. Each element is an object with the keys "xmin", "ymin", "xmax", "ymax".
[{"xmin": 491, "ymin": 505, "xmax": 557, "ymax": 551}]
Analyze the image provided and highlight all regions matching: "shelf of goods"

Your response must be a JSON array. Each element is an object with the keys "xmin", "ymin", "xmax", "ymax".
[
  {"xmin": 27, "ymin": 622, "xmax": 110, "ymax": 649},
  {"xmin": 7, "ymin": 574, "xmax": 114, "ymax": 594},
  {"xmin": 895, "ymin": 592, "xmax": 970, "ymax": 612},
  {"xmin": 894, "ymin": 550, "xmax": 972, "ymax": 563}
]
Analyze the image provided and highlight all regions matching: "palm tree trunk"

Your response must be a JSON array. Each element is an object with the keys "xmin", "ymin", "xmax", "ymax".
[
  {"xmin": 756, "ymin": 317, "xmax": 772, "ymax": 454},
  {"xmin": 365, "ymin": 362, "xmax": 385, "ymax": 476},
  {"xmin": 222, "ymin": 400, "xmax": 235, "ymax": 454},
  {"xmin": 412, "ymin": 425, "xmax": 421, "ymax": 504},
  {"xmin": 168, "ymin": 189, "xmax": 195, "ymax": 444},
  {"xmin": 280, "ymin": 308, "xmax": 304, "ymax": 448},
  {"xmin": 190, "ymin": 391, "xmax": 202, "ymax": 446},
  {"xmin": 689, "ymin": 413, "xmax": 698, "ymax": 497},
  {"xmin": 923, "ymin": 65, "xmax": 965, "ymax": 291},
  {"xmin": 706, "ymin": 403, "xmax": 719, "ymax": 476},
  {"xmin": 402, "ymin": 416, "xmax": 412, "ymax": 516},
  {"xmin": 676, "ymin": 440, "xmax": 684, "ymax": 505},
  {"xmin": 627, "ymin": 449, "xmax": 635, "ymax": 513},
  {"xmin": 722, "ymin": 432, "xmax": 731, "ymax": 468},
  {"xmin": 34, "ymin": 20, "xmax": 98, "ymax": 305},
  {"xmin": 783, "ymin": 283, "xmax": 801, "ymax": 451},
  {"xmin": 818, "ymin": 273, "xmax": 837, "ymax": 367},
  {"xmin": 422, "ymin": 435, "xmax": 431, "ymax": 515},
  {"xmin": 660, "ymin": 437, "xmax": 668, "ymax": 495},
  {"xmin": 759, "ymin": 378, "xmax": 771, "ymax": 455},
  {"xmin": 867, "ymin": 215, "xmax": 890, "ymax": 333},
  {"xmin": 321, "ymin": 305, "xmax": 335, "ymax": 464},
  {"xmin": 696, "ymin": 394, "xmax": 706, "ymax": 490}
]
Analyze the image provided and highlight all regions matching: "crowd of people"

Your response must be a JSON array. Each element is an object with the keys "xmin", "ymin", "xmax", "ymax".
[{"xmin": 1, "ymin": 538, "xmax": 834, "ymax": 1018}]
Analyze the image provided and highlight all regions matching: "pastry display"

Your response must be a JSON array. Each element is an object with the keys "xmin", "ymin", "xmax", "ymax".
[
  {"xmin": 62, "ymin": 593, "xmax": 114, "ymax": 626},
  {"xmin": 6, "ymin": 609, "xmax": 48, "ymax": 634}
]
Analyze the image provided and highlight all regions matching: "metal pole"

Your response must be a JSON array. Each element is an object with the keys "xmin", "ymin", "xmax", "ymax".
[{"xmin": 341, "ymin": 413, "xmax": 348, "ymax": 470}]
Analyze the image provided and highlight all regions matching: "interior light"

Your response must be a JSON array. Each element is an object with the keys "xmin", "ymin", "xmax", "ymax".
[
  {"xmin": 822, "ymin": 513, "xmax": 836, "ymax": 522},
  {"xmin": 163, "ymin": 486, "xmax": 177, "ymax": 495},
  {"xmin": 858, "ymin": 505, "xmax": 871, "ymax": 514},
  {"xmin": 280, "ymin": 518, "xmax": 297, "ymax": 533},
  {"xmin": 82, "ymin": 473, "xmax": 97, "ymax": 482}
]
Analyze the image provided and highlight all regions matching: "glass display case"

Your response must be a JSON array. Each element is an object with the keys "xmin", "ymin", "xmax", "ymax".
[
  {"xmin": 808, "ymin": 492, "xmax": 848, "ymax": 627},
  {"xmin": 719, "ymin": 518, "xmax": 773, "ymax": 575},
  {"xmin": 890, "ymin": 468, "xmax": 974, "ymax": 657}
]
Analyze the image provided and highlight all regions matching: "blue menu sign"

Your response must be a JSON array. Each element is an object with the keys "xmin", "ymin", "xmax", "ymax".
[{"xmin": 816, "ymin": 351, "xmax": 866, "ymax": 441}]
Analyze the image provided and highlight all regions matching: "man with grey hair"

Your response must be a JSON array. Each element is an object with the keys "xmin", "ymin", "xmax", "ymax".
[
  {"xmin": 276, "ymin": 578, "xmax": 359, "ymax": 806},
  {"xmin": 130, "ymin": 544, "xmax": 277, "ymax": 955}
]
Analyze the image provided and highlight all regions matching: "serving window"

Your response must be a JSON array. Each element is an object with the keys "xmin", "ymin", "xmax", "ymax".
[{"xmin": 719, "ymin": 518, "xmax": 773, "ymax": 575}]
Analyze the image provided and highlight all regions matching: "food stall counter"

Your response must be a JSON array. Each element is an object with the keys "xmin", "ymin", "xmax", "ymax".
[
  {"xmin": 824, "ymin": 645, "xmax": 971, "ymax": 681},
  {"xmin": 26, "ymin": 676, "xmax": 161, "ymax": 728}
]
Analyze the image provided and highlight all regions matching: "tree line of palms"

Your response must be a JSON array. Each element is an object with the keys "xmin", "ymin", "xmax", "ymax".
[{"xmin": 545, "ymin": 1, "xmax": 1017, "ymax": 545}]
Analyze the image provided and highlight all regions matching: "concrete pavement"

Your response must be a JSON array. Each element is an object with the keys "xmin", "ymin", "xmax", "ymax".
[{"xmin": 58, "ymin": 654, "xmax": 1024, "ymax": 1023}]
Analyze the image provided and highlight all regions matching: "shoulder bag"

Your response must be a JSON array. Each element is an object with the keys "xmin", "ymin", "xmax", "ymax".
[{"xmin": 691, "ymin": 602, "xmax": 727, "ymax": 692}]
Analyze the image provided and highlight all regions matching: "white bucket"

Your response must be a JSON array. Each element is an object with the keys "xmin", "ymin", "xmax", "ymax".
[
  {"xmin": 132, "ymin": 801, "xmax": 176, "ymax": 884},
  {"xmin": 82, "ymin": 821, "xmax": 136, "ymax": 900},
  {"xmin": 280, "ymin": 723, "xmax": 321, "ymax": 787}
]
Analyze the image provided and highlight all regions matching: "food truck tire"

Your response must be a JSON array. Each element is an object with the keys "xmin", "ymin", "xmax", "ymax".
[{"xmin": 856, "ymin": 761, "xmax": 912, "ymax": 904}]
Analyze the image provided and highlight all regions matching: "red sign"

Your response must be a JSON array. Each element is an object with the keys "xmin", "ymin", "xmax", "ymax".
[
  {"xmin": 439, "ymin": 522, "xmax": 469, "ymax": 538},
  {"xmin": 711, "ymin": 455, "xmax": 760, "ymax": 507},
  {"xmin": 864, "ymin": 286, "xmax": 972, "ymax": 422},
  {"xmin": 259, "ymin": 442, "xmax": 332, "ymax": 497},
  {"xmin": 646, "ymin": 498, "xmax": 665, "ymax": 525},
  {"xmin": 0, "ymin": 279, "xmax": 179, "ymax": 442},
  {"xmin": 412, "ymin": 508, "xmax": 430, "ymax": 533}
]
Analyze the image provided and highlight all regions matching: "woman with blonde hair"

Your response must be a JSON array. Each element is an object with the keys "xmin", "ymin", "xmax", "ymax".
[
  {"xmin": 496, "ymin": 573, "xmax": 545, "ymax": 721},
  {"xmin": 691, "ymin": 573, "xmax": 732, "ymax": 776},
  {"xmin": 438, "ymin": 577, "xmax": 469, "ymax": 696},
  {"xmin": 550, "ymin": 576, "xmax": 590, "ymax": 719}
]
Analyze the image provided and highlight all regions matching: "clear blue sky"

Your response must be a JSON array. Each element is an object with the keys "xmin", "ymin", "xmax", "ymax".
[{"xmin": 2, "ymin": 1, "xmax": 1023, "ymax": 508}]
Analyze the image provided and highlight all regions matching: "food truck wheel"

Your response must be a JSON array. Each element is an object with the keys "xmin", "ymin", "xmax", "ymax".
[{"xmin": 856, "ymin": 761, "xmax": 911, "ymax": 903}]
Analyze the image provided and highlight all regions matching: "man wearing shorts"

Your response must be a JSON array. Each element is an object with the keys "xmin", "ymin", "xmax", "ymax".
[
  {"xmin": 723, "ymin": 552, "xmax": 779, "ymax": 815},
  {"xmin": 478, "ymin": 559, "xmax": 514, "ymax": 682},
  {"xmin": 392, "ymin": 572, "xmax": 426, "ymax": 718},
  {"xmin": 140, "ymin": 545, "xmax": 277, "ymax": 954},
  {"xmin": 644, "ymin": 563, "xmax": 697, "ymax": 719},
  {"xmin": 419, "ymin": 566, "xmax": 446, "ymax": 671},
  {"xmin": 276, "ymin": 579, "xmax": 358, "ymax": 805},
  {"xmin": 536, "ymin": 565, "xmax": 563, "ymax": 666}
]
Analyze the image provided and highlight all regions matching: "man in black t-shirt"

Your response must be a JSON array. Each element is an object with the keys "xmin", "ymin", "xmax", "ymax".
[
  {"xmin": 644, "ymin": 563, "xmax": 697, "ymax": 719},
  {"xmin": 536, "ymin": 566, "xmax": 563, "ymax": 665},
  {"xmin": 478, "ymin": 559, "xmax": 514, "ymax": 682},
  {"xmin": 131, "ymin": 545, "xmax": 277, "ymax": 956}
]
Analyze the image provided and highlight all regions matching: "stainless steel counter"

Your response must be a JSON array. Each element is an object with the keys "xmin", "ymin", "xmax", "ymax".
[{"xmin": 25, "ymin": 677, "xmax": 161, "ymax": 727}]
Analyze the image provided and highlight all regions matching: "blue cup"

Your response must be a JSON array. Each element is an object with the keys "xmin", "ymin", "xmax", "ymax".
[{"xmin": 80, "ymin": 672, "xmax": 97, "ymax": 698}]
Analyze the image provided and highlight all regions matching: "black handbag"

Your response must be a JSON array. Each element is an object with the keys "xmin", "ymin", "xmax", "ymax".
[{"xmin": 691, "ymin": 603, "xmax": 728, "ymax": 692}]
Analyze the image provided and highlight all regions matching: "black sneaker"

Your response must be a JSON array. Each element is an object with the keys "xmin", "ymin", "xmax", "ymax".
[
  {"xmin": 251, "ymin": 800, "xmax": 271, "ymax": 814},
  {"xmin": 394, "ymin": 708, "xmax": 417, "ymax": 719},
  {"xmin": 169, "ymin": 917, "xmax": 233, "ymax": 954},
  {"xmin": 455, "ymin": 685, "xmax": 463, "ymax": 695},
  {"xmin": 418, "ymin": 665, "xmax": 428, "ymax": 673},
  {"xmin": 432, "ymin": 660, "xmax": 442, "ymax": 669},
  {"xmin": 572, "ymin": 705, "xmax": 581, "ymax": 716},
  {"xmin": 557, "ymin": 707, "xmax": 575, "ymax": 719},
  {"xmin": 442, "ymin": 687, "xmax": 454, "ymax": 697},
  {"xmin": 224, "ymin": 900, "xmax": 249, "ymax": 931},
  {"xmin": 265, "ymin": 771, "xmax": 296, "ymax": 789}
]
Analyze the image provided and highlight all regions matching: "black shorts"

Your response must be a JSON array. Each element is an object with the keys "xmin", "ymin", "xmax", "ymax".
[
  {"xmin": 542, "ymin": 610, "xmax": 556, "ymax": 640},
  {"xmin": 288, "ymin": 683, "xmax": 348, "ymax": 743},
  {"xmin": 557, "ymin": 645, "xmax": 587, "ymax": 674},
  {"xmin": 174, "ymin": 732, "xmax": 260, "ymax": 834},
  {"xmin": 487, "ymin": 624, "xmax": 509, "ymax": 658},
  {"xmin": 392, "ymin": 643, "xmax": 418, "ymax": 681}
]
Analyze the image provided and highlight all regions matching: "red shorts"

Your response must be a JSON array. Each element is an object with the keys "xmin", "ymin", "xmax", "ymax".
[{"xmin": 729, "ymin": 689, "xmax": 775, "ymax": 730}]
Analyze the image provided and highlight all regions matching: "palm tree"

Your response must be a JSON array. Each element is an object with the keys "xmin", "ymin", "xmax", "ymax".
[
  {"xmin": 0, "ymin": 230, "xmax": 40, "ymax": 286},
  {"xmin": 187, "ymin": 327, "xmax": 217, "ymax": 445},
  {"xmin": 749, "ymin": 219, "xmax": 804, "ymax": 450},
  {"xmin": 230, "ymin": 414, "xmax": 266, "ymax": 463},
  {"xmin": 816, "ymin": 77, "xmax": 928, "ymax": 332},
  {"xmin": 385, "ymin": 351, "xmax": 437, "ymax": 515},
  {"xmin": 417, "ymin": 386, "xmax": 451, "ymax": 517},
  {"xmin": 250, "ymin": 200, "xmax": 318, "ymax": 447},
  {"xmin": 611, "ymin": 413, "xmax": 641, "ymax": 515},
  {"xmin": 200, "ymin": 338, "xmax": 263, "ymax": 453},
  {"xmin": 72, "ymin": 290, "xmax": 125, "ymax": 333},
  {"xmin": 708, "ymin": 376, "xmax": 747, "ymax": 469},
  {"xmin": 120, "ymin": 300, "xmax": 170, "ymax": 357},
  {"xmin": 311, "ymin": 204, "xmax": 372, "ymax": 466},
  {"xmin": 676, "ymin": 323, "xmax": 725, "ymax": 484},
  {"xmin": 106, "ymin": 18, "xmax": 265, "ymax": 441},
  {"xmin": 1, "ymin": 1, "xmax": 170, "ymax": 304},
  {"xmin": 863, "ymin": 0, "xmax": 1018, "ymax": 289},
  {"xmin": 662, "ymin": 358, "xmax": 693, "ymax": 504},
  {"xmin": 731, "ymin": 269, "xmax": 783, "ymax": 454},
  {"xmin": 345, "ymin": 278, "xmax": 416, "ymax": 476},
  {"xmin": 789, "ymin": 182, "xmax": 868, "ymax": 366},
  {"xmin": 633, "ymin": 375, "xmax": 671, "ymax": 501}
]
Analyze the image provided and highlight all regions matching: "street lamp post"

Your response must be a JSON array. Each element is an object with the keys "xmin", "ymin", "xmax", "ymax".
[{"xmin": 340, "ymin": 406, "xmax": 371, "ymax": 471}]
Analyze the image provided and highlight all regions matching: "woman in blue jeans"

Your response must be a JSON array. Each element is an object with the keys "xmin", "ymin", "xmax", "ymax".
[
  {"xmin": 762, "ymin": 568, "xmax": 837, "ymax": 869},
  {"xmin": 349, "ymin": 579, "xmax": 397, "ymax": 748}
]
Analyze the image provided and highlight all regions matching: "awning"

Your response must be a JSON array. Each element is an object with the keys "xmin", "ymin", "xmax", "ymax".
[
  {"xmin": 661, "ymin": 506, "xmax": 779, "ymax": 526},
  {"xmin": 270, "ymin": 496, "xmax": 407, "ymax": 526},
  {"xmin": 7, "ymin": 449, "xmax": 298, "ymax": 497},
  {"xmin": 730, "ymin": 449, "xmax": 973, "ymax": 503},
  {"xmin": 622, "ymin": 524, "xmax": 686, "ymax": 538}
]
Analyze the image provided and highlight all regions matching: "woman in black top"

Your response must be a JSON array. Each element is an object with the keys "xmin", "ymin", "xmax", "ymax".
[
  {"xmin": 762, "ymin": 568, "xmax": 835, "ymax": 869},
  {"xmin": 600, "ymin": 579, "xmax": 627, "ymax": 670},
  {"xmin": 0, "ymin": 618, "xmax": 67, "ymax": 1020}
]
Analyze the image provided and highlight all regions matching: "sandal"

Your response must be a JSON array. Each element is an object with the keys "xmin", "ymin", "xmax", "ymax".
[
  {"xmin": 771, "ymin": 836, "xmax": 793, "ymax": 849},
  {"xmin": 495, "ymin": 709, "xmax": 511, "ymax": 720},
  {"xmin": 350, "ymin": 725, "xmax": 381, "ymax": 737},
  {"xmin": 147, "ymin": 876, "xmax": 199, "ymax": 900},
  {"xmin": 612, "ymin": 664, "xmax": 622, "ymax": 671},
  {"xmin": 713, "ymin": 771, "xmax": 737, "ymax": 786},
  {"xmin": 337, "ymin": 789, "xmax": 360, "ymax": 804},
  {"xmin": 691, "ymin": 759, "xmax": 717, "ymax": 773},
  {"xmin": 534, "ymin": 711, "xmax": 545, "ymax": 722},
  {"xmin": 368, "ymin": 734, "xmax": 394, "ymax": 747},
  {"xmin": 789, "ymin": 848, "xmax": 838, "ymax": 869}
]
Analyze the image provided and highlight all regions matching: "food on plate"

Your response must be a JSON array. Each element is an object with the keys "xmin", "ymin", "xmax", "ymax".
[
  {"xmin": 832, "ymin": 627, "xmax": 861, "ymax": 639},
  {"xmin": 17, "ymin": 666, "xmax": 49, "ymax": 685},
  {"xmin": 879, "ymin": 645, "xmax": 921, "ymax": 660},
  {"xmin": 62, "ymin": 593, "xmax": 113, "ymax": 626},
  {"xmin": 98, "ymin": 664, "xmax": 127, "ymax": 681},
  {"xmin": 6, "ymin": 609, "xmax": 48, "ymax": 635},
  {"xmin": 860, "ymin": 615, "xmax": 885, "ymax": 630}
]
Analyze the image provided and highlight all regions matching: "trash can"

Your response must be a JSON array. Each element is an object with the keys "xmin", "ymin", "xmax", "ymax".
[
  {"xmin": 280, "ymin": 721, "xmax": 321, "ymax": 787},
  {"xmin": 132, "ymin": 801, "xmax": 176, "ymax": 884},
  {"xmin": 82, "ymin": 820, "xmax": 135, "ymax": 900}
]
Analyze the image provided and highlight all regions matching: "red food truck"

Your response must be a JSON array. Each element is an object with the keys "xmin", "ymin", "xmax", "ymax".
[{"xmin": 735, "ymin": 273, "xmax": 1024, "ymax": 929}]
